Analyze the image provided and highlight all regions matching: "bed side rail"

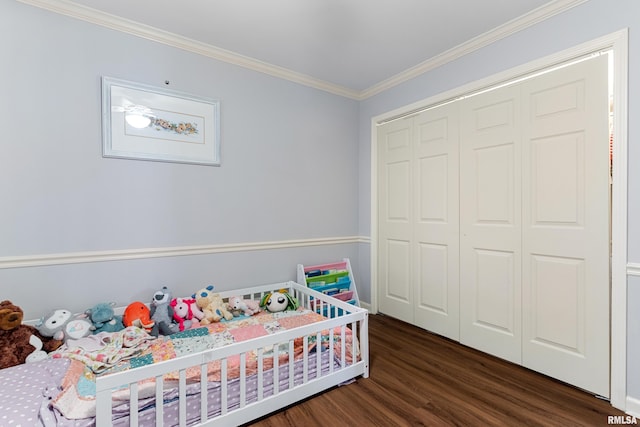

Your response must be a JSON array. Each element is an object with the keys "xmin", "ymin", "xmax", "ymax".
[{"xmin": 96, "ymin": 281, "xmax": 368, "ymax": 427}]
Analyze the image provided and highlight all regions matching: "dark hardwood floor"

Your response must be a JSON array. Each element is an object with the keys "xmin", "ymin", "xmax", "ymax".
[{"xmin": 246, "ymin": 313, "xmax": 625, "ymax": 427}]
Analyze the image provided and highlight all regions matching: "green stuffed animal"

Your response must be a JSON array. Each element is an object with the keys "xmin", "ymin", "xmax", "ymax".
[
  {"xmin": 260, "ymin": 290, "xmax": 299, "ymax": 313},
  {"xmin": 85, "ymin": 302, "xmax": 124, "ymax": 334}
]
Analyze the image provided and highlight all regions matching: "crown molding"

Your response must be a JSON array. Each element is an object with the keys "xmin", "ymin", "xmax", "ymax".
[
  {"xmin": 16, "ymin": 0, "xmax": 361, "ymax": 99},
  {"xmin": 17, "ymin": 0, "xmax": 587, "ymax": 101},
  {"xmin": 360, "ymin": 0, "xmax": 589, "ymax": 99}
]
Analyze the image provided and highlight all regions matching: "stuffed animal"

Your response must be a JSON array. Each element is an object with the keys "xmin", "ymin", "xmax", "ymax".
[
  {"xmin": 227, "ymin": 296, "xmax": 261, "ymax": 317},
  {"xmin": 150, "ymin": 286, "xmax": 179, "ymax": 336},
  {"xmin": 188, "ymin": 297, "xmax": 205, "ymax": 321},
  {"xmin": 122, "ymin": 301, "xmax": 155, "ymax": 333},
  {"xmin": 0, "ymin": 300, "xmax": 62, "ymax": 369},
  {"xmin": 260, "ymin": 290, "xmax": 300, "ymax": 313},
  {"xmin": 193, "ymin": 285, "xmax": 234, "ymax": 324},
  {"xmin": 172, "ymin": 296, "xmax": 205, "ymax": 322},
  {"xmin": 170, "ymin": 297, "xmax": 202, "ymax": 331},
  {"xmin": 35, "ymin": 308, "xmax": 94, "ymax": 343},
  {"xmin": 85, "ymin": 302, "xmax": 125, "ymax": 334}
]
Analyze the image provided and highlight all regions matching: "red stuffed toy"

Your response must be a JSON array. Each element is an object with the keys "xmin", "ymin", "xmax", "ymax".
[{"xmin": 122, "ymin": 301, "xmax": 154, "ymax": 333}]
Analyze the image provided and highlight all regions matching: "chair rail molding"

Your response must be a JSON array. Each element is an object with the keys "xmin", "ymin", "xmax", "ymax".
[
  {"xmin": 0, "ymin": 236, "xmax": 370, "ymax": 269},
  {"xmin": 628, "ymin": 263, "xmax": 640, "ymax": 277}
]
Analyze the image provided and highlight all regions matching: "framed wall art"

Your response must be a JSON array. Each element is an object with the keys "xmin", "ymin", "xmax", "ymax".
[{"xmin": 101, "ymin": 76, "xmax": 220, "ymax": 166}]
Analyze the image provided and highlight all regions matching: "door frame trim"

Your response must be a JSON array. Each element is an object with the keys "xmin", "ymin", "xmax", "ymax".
[{"xmin": 370, "ymin": 29, "xmax": 629, "ymax": 411}]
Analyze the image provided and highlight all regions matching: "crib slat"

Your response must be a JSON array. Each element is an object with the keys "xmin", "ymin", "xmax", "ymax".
[
  {"xmin": 240, "ymin": 352, "xmax": 246, "ymax": 408},
  {"xmin": 341, "ymin": 324, "xmax": 347, "ymax": 367},
  {"xmin": 315, "ymin": 331, "xmax": 322, "ymax": 378},
  {"xmin": 221, "ymin": 359, "xmax": 228, "ymax": 415},
  {"xmin": 329, "ymin": 328, "xmax": 335, "ymax": 373},
  {"xmin": 351, "ymin": 321, "xmax": 357, "ymax": 366},
  {"xmin": 200, "ymin": 363, "xmax": 207, "ymax": 422},
  {"xmin": 129, "ymin": 382, "xmax": 139, "ymax": 426},
  {"xmin": 155, "ymin": 375, "xmax": 164, "ymax": 427},
  {"xmin": 303, "ymin": 335, "xmax": 309, "ymax": 383},
  {"xmin": 273, "ymin": 347, "xmax": 279, "ymax": 394},
  {"xmin": 95, "ymin": 389, "xmax": 112, "ymax": 427},
  {"xmin": 179, "ymin": 369, "xmax": 187, "ymax": 427},
  {"xmin": 257, "ymin": 347, "xmax": 264, "ymax": 401},
  {"xmin": 288, "ymin": 340, "xmax": 294, "ymax": 390}
]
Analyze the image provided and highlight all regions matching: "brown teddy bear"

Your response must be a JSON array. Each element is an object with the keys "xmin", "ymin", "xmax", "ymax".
[{"xmin": 0, "ymin": 300, "xmax": 62, "ymax": 369}]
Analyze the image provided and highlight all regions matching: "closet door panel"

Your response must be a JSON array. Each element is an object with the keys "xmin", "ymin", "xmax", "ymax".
[
  {"xmin": 521, "ymin": 55, "xmax": 610, "ymax": 397},
  {"xmin": 529, "ymin": 255, "xmax": 584, "ymax": 347},
  {"xmin": 460, "ymin": 85, "xmax": 522, "ymax": 364},
  {"xmin": 473, "ymin": 249, "xmax": 517, "ymax": 333},
  {"xmin": 378, "ymin": 118, "xmax": 414, "ymax": 323},
  {"xmin": 413, "ymin": 105, "xmax": 460, "ymax": 340}
]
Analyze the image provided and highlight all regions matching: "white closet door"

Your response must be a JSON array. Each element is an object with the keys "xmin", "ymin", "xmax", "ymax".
[
  {"xmin": 412, "ymin": 104, "xmax": 460, "ymax": 340},
  {"xmin": 377, "ymin": 54, "xmax": 610, "ymax": 397},
  {"xmin": 377, "ymin": 117, "xmax": 414, "ymax": 323},
  {"xmin": 521, "ymin": 55, "xmax": 610, "ymax": 397},
  {"xmin": 459, "ymin": 84, "xmax": 523, "ymax": 364}
]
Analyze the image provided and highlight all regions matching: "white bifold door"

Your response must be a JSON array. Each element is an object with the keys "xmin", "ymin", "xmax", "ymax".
[
  {"xmin": 377, "ymin": 102, "xmax": 460, "ymax": 337},
  {"xmin": 378, "ymin": 54, "xmax": 610, "ymax": 397},
  {"xmin": 520, "ymin": 55, "xmax": 609, "ymax": 397}
]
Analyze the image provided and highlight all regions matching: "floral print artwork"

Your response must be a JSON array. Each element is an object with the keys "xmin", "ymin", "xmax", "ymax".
[{"xmin": 153, "ymin": 117, "xmax": 199, "ymax": 135}]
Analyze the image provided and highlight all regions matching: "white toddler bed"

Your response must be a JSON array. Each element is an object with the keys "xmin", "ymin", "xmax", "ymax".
[{"xmin": 1, "ymin": 281, "xmax": 368, "ymax": 426}]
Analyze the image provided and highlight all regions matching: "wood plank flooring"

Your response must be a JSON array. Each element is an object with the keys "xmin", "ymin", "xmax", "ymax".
[{"xmin": 246, "ymin": 313, "xmax": 626, "ymax": 427}]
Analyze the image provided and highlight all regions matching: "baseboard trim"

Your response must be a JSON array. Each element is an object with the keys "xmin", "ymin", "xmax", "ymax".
[
  {"xmin": 359, "ymin": 301, "xmax": 372, "ymax": 312},
  {"xmin": 626, "ymin": 396, "xmax": 640, "ymax": 417},
  {"xmin": 0, "ymin": 236, "xmax": 370, "ymax": 269}
]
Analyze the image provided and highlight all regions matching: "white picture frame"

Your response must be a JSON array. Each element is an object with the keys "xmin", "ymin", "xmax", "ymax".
[{"xmin": 101, "ymin": 76, "xmax": 220, "ymax": 166}]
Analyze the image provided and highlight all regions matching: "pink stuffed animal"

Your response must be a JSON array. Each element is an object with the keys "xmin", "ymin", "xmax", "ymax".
[
  {"xmin": 170, "ymin": 297, "xmax": 204, "ymax": 331},
  {"xmin": 227, "ymin": 296, "xmax": 261, "ymax": 317}
]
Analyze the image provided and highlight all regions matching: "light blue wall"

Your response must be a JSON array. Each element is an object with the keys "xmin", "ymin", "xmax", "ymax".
[
  {"xmin": 357, "ymin": 0, "xmax": 639, "ymax": 404},
  {"xmin": 2, "ymin": 0, "xmax": 638, "ymax": 406},
  {"xmin": 0, "ymin": 2, "xmax": 360, "ymax": 317}
]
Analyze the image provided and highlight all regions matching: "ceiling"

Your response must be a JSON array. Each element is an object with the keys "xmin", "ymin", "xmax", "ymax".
[{"xmin": 23, "ymin": 0, "xmax": 584, "ymax": 98}]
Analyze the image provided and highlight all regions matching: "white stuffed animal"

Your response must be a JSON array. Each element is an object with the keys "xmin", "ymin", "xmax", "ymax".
[
  {"xmin": 259, "ymin": 290, "xmax": 299, "ymax": 313},
  {"xmin": 227, "ymin": 296, "xmax": 261, "ymax": 317},
  {"xmin": 35, "ymin": 309, "xmax": 93, "ymax": 343}
]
